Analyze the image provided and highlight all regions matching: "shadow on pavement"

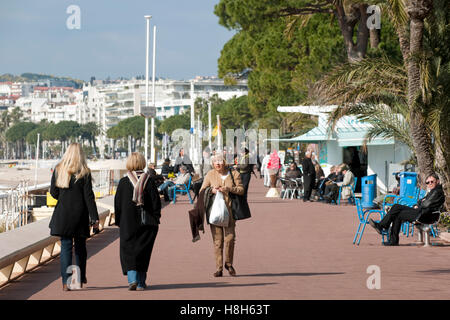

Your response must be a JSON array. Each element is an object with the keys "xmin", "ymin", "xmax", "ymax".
[
  {"xmin": 417, "ymin": 269, "xmax": 450, "ymax": 274},
  {"xmin": 82, "ymin": 282, "xmax": 276, "ymax": 291},
  {"xmin": 247, "ymin": 201, "xmax": 294, "ymax": 204},
  {"xmin": 147, "ymin": 282, "xmax": 277, "ymax": 291},
  {"xmin": 237, "ymin": 272, "xmax": 345, "ymax": 278},
  {"xmin": 0, "ymin": 227, "xmax": 120, "ymax": 300}
]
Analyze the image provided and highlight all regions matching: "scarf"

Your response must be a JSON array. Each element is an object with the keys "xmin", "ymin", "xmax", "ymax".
[{"xmin": 127, "ymin": 170, "xmax": 150, "ymax": 206}]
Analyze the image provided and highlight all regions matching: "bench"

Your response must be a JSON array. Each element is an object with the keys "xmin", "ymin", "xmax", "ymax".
[{"xmin": 0, "ymin": 204, "xmax": 111, "ymax": 288}]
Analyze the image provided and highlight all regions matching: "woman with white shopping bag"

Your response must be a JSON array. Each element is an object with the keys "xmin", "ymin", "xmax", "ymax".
[{"xmin": 200, "ymin": 153, "xmax": 244, "ymax": 277}]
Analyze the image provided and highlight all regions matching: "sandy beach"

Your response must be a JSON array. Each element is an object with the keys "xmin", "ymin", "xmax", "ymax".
[{"xmin": 0, "ymin": 159, "xmax": 128, "ymax": 190}]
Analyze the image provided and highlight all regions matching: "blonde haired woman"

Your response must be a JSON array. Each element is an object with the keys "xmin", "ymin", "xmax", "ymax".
[
  {"xmin": 49, "ymin": 143, "xmax": 99, "ymax": 291},
  {"xmin": 114, "ymin": 152, "xmax": 161, "ymax": 290},
  {"xmin": 200, "ymin": 153, "xmax": 244, "ymax": 277}
]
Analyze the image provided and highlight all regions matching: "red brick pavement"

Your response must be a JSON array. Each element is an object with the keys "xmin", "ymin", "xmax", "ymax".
[{"xmin": 1, "ymin": 177, "xmax": 450, "ymax": 300}]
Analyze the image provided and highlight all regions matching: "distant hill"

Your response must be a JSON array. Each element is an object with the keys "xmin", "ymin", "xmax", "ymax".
[{"xmin": 0, "ymin": 73, "xmax": 84, "ymax": 87}]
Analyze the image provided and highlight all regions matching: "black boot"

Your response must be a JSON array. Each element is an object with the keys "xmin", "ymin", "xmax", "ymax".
[{"xmin": 369, "ymin": 219, "xmax": 383, "ymax": 235}]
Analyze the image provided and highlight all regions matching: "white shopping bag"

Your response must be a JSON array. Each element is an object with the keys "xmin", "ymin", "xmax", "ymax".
[{"xmin": 208, "ymin": 191, "xmax": 229, "ymax": 227}]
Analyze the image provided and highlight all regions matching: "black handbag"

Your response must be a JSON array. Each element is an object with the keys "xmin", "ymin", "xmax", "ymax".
[
  {"xmin": 137, "ymin": 205, "xmax": 158, "ymax": 226},
  {"xmin": 229, "ymin": 170, "xmax": 251, "ymax": 220}
]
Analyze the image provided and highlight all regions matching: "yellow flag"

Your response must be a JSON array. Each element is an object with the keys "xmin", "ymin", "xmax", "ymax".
[{"xmin": 212, "ymin": 125, "xmax": 218, "ymax": 137}]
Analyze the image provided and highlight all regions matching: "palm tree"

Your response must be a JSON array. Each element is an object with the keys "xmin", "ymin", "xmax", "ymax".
[
  {"xmin": 314, "ymin": 0, "xmax": 450, "ymax": 208},
  {"xmin": 0, "ymin": 111, "xmax": 11, "ymax": 158},
  {"xmin": 80, "ymin": 122, "xmax": 100, "ymax": 156}
]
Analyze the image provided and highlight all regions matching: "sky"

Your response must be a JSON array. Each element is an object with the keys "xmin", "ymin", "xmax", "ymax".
[{"xmin": 0, "ymin": 0, "xmax": 235, "ymax": 81}]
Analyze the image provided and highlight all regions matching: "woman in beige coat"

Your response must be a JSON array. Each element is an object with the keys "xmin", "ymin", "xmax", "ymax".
[
  {"xmin": 200, "ymin": 154, "xmax": 244, "ymax": 277},
  {"xmin": 339, "ymin": 164, "xmax": 355, "ymax": 201}
]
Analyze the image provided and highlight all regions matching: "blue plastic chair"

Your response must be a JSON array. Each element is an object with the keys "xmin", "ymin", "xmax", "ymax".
[
  {"xmin": 396, "ymin": 188, "xmax": 425, "ymax": 236},
  {"xmin": 337, "ymin": 177, "xmax": 357, "ymax": 205},
  {"xmin": 383, "ymin": 183, "xmax": 424, "ymax": 212},
  {"xmin": 382, "ymin": 172, "xmax": 419, "ymax": 211},
  {"xmin": 353, "ymin": 198, "xmax": 389, "ymax": 245},
  {"xmin": 172, "ymin": 175, "xmax": 193, "ymax": 204}
]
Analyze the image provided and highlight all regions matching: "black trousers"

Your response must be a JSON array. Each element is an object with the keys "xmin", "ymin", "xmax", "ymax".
[
  {"xmin": 303, "ymin": 174, "xmax": 315, "ymax": 200},
  {"xmin": 324, "ymin": 184, "xmax": 339, "ymax": 201},
  {"xmin": 240, "ymin": 172, "xmax": 251, "ymax": 200},
  {"xmin": 378, "ymin": 204, "xmax": 420, "ymax": 244}
]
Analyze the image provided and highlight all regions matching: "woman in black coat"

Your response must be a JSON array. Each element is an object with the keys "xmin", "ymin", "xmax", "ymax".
[
  {"xmin": 49, "ymin": 143, "xmax": 99, "ymax": 291},
  {"xmin": 114, "ymin": 152, "xmax": 161, "ymax": 291}
]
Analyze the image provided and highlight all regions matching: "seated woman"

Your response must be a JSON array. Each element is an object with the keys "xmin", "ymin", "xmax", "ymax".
[
  {"xmin": 318, "ymin": 165, "xmax": 335, "ymax": 197},
  {"xmin": 314, "ymin": 162, "xmax": 325, "ymax": 189},
  {"xmin": 285, "ymin": 162, "xmax": 302, "ymax": 179},
  {"xmin": 338, "ymin": 164, "xmax": 355, "ymax": 204},
  {"xmin": 284, "ymin": 162, "xmax": 303, "ymax": 198},
  {"xmin": 323, "ymin": 165, "xmax": 344, "ymax": 203}
]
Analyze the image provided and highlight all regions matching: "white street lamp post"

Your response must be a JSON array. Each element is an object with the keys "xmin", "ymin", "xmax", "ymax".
[
  {"xmin": 34, "ymin": 133, "xmax": 40, "ymax": 187},
  {"xmin": 151, "ymin": 25, "xmax": 156, "ymax": 164},
  {"xmin": 190, "ymin": 81, "xmax": 195, "ymax": 160},
  {"xmin": 208, "ymin": 100, "xmax": 212, "ymax": 152},
  {"xmin": 144, "ymin": 15, "xmax": 151, "ymax": 163}
]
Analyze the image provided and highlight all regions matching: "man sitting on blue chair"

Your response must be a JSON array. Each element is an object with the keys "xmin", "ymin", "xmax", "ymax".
[
  {"xmin": 369, "ymin": 173, "xmax": 445, "ymax": 246},
  {"xmin": 158, "ymin": 165, "xmax": 191, "ymax": 202}
]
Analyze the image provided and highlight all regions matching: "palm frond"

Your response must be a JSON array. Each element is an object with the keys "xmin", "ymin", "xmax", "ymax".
[
  {"xmin": 384, "ymin": 0, "xmax": 408, "ymax": 29},
  {"xmin": 313, "ymin": 55, "xmax": 407, "ymax": 107},
  {"xmin": 361, "ymin": 107, "xmax": 414, "ymax": 152}
]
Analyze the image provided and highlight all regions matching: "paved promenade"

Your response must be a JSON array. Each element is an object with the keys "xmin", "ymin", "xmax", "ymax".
[{"xmin": 1, "ymin": 178, "xmax": 450, "ymax": 300}]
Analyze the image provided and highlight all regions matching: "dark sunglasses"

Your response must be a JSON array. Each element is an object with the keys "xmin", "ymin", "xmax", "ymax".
[{"xmin": 425, "ymin": 180, "xmax": 436, "ymax": 184}]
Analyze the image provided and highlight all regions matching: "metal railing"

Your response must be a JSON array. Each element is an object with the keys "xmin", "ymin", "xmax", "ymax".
[
  {"xmin": 0, "ymin": 181, "xmax": 30, "ymax": 232},
  {"xmin": 0, "ymin": 182, "xmax": 51, "ymax": 232},
  {"xmin": 0, "ymin": 169, "xmax": 118, "ymax": 233}
]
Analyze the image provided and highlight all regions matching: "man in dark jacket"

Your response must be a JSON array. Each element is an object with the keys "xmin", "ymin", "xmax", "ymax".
[
  {"xmin": 302, "ymin": 151, "xmax": 316, "ymax": 202},
  {"xmin": 236, "ymin": 148, "xmax": 253, "ymax": 200},
  {"xmin": 369, "ymin": 173, "xmax": 445, "ymax": 246}
]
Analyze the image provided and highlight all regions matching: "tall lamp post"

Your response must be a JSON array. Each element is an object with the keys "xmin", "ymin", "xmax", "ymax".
[
  {"xmin": 190, "ymin": 81, "xmax": 195, "ymax": 160},
  {"xmin": 208, "ymin": 98, "xmax": 212, "ymax": 153},
  {"xmin": 151, "ymin": 26, "xmax": 156, "ymax": 164},
  {"xmin": 144, "ymin": 15, "xmax": 151, "ymax": 163}
]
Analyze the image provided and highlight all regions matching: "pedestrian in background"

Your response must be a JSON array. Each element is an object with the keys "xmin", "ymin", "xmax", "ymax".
[
  {"xmin": 49, "ymin": 143, "xmax": 99, "ymax": 291},
  {"xmin": 114, "ymin": 152, "xmax": 161, "ymax": 290},
  {"xmin": 302, "ymin": 151, "xmax": 316, "ymax": 202},
  {"xmin": 236, "ymin": 148, "xmax": 253, "ymax": 200},
  {"xmin": 261, "ymin": 151, "xmax": 271, "ymax": 187}
]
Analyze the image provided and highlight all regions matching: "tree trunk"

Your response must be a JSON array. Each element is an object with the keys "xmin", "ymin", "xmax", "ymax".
[
  {"xmin": 435, "ymin": 142, "xmax": 450, "ymax": 210},
  {"xmin": 369, "ymin": 29, "xmax": 380, "ymax": 48},
  {"xmin": 92, "ymin": 138, "xmax": 97, "ymax": 157},
  {"xmin": 406, "ymin": 0, "xmax": 434, "ymax": 186},
  {"xmin": 334, "ymin": 3, "xmax": 370, "ymax": 62}
]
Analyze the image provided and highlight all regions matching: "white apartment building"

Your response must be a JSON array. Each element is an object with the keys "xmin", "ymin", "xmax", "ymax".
[
  {"xmin": 15, "ymin": 96, "xmax": 78, "ymax": 124},
  {"xmin": 8, "ymin": 78, "xmax": 248, "ymax": 128},
  {"xmin": 82, "ymin": 77, "xmax": 248, "ymax": 132},
  {"xmin": 0, "ymin": 82, "xmax": 22, "ymax": 97},
  {"xmin": 9, "ymin": 78, "xmax": 248, "ymax": 159}
]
